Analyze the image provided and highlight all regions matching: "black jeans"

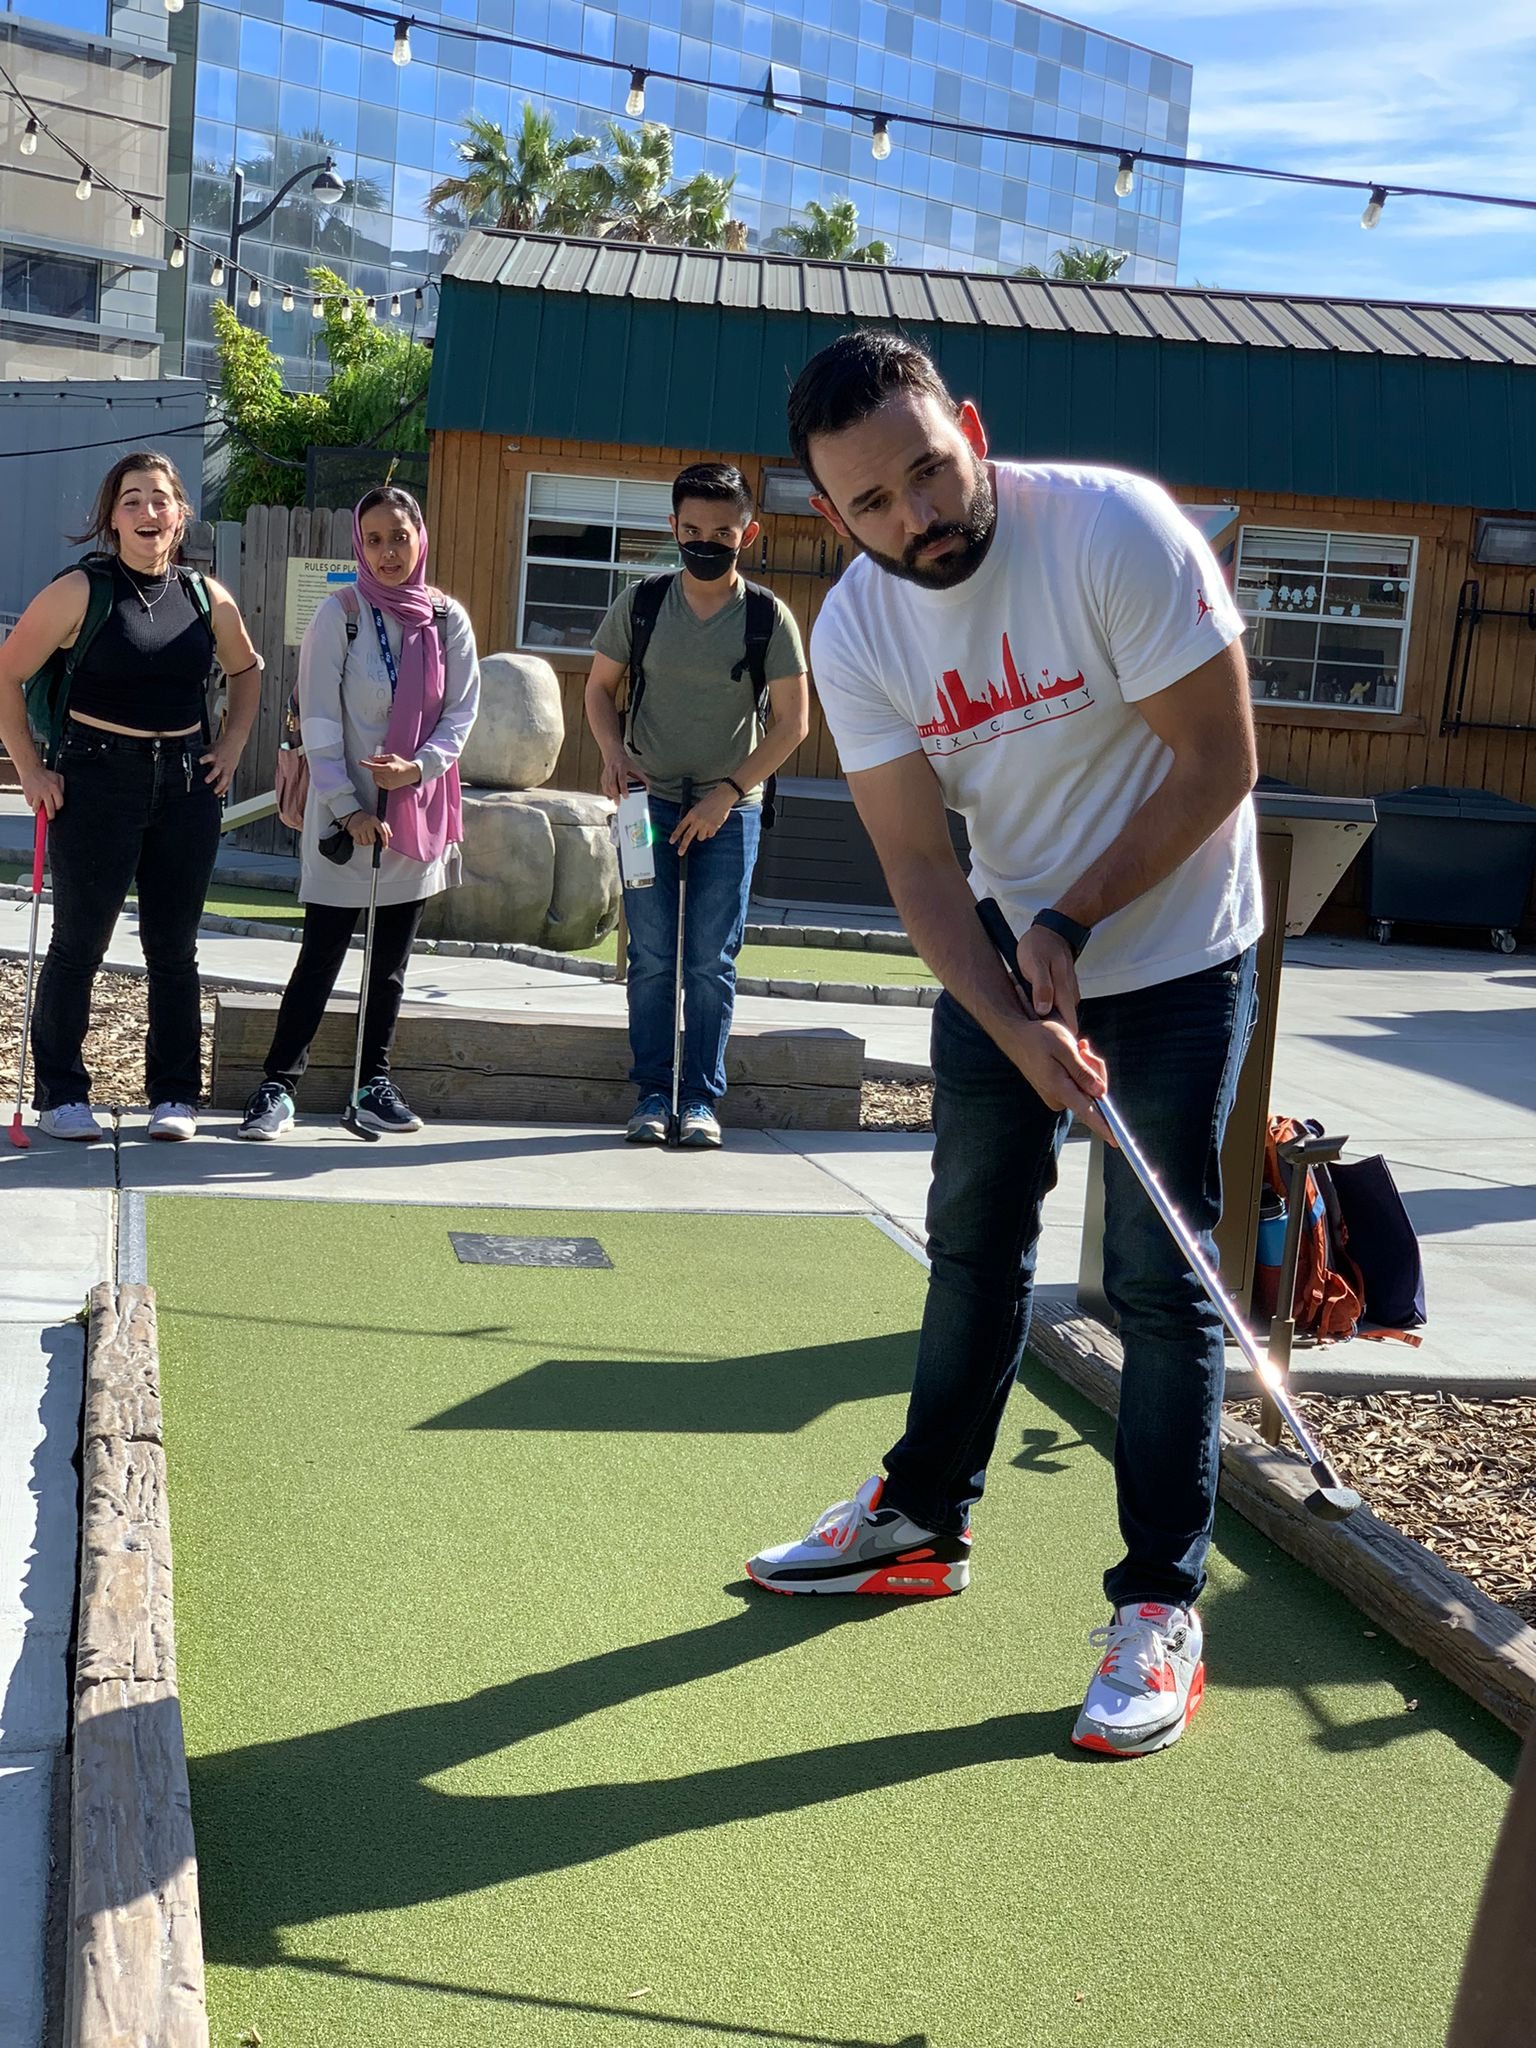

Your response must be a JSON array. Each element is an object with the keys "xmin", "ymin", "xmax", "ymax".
[
  {"xmin": 32, "ymin": 730, "xmax": 220, "ymax": 1109},
  {"xmin": 263, "ymin": 898, "xmax": 425, "ymax": 1094}
]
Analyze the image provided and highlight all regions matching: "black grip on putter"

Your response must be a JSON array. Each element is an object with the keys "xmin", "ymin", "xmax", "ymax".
[{"xmin": 976, "ymin": 897, "xmax": 1036, "ymax": 1009}]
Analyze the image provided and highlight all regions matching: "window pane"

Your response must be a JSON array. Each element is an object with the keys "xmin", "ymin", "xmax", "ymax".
[
  {"xmin": 1317, "ymin": 620, "xmax": 1403, "ymax": 668},
  {"xmin": 1248, "ymin": 616, "xmax": 1319, "ymax": 665},
  {"xmin": 530, "ymin": 473, "xmax": 618, "ymax": 522},
  {"xmin": 527, "ymin": 517, "xmax": 612, "ymax": 563},
  {"xmin": 1314, "ymin": 663, "xmax": 1399, "ymax": 711},
  {"xmin": 616, "ymin": 527, "xmax": 678, "ymax": 571},
  {"xmin": 522, "ymin": 600, "xmax": 610, "ymax": 650},
  {"xmin": 1321, "ymin": 574, "xmax": 1409, "ymax": 623}
]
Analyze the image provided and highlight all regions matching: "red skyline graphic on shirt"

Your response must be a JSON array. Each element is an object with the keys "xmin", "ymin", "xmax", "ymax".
[{"xmin": 916, "ymin": 631, "xmax": 1091, "ymax": 742}]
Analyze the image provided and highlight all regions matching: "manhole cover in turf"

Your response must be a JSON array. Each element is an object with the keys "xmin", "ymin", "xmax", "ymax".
[{"xmin": 449, "ymin": 1233, "xmax": 613, "ymax": 1269}]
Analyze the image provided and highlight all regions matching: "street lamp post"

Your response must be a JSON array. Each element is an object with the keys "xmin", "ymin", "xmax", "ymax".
[{"xmin": 226, "ymin": 155, "xmax": 346, "ymax": 309}]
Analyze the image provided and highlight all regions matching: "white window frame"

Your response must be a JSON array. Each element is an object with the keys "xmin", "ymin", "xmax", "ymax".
[
  {"xmin": 1235, "ymin": 524, "xmax": 1418, "ymax": 716},
  {"xmin": 517, "ymin": 473, "xmax": 678, "ymax": 657}
]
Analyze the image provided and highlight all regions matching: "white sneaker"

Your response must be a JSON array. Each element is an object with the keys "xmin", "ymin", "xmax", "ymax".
[
  {"xmin": 1072, "ymin": 1601, "xmax": 1205, "ymax": 1758},
  {"xmin": 746, "ymin": 1475, "xmax": 971, "ymax": 1597},
  {"xmin": 39, "ymin": 1102, "xmax": 104, "ymax": 1143},
  {"xmin": 147, "ymin": 1102, "xmax": 198, "ymax": 1142}
]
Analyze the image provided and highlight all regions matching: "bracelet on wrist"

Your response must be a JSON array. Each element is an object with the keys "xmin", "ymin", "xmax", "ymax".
[
  {"xmin": 724, "ymin": 775, "xmax": 747, "ymax": 801},
  {"xmin": 1031, "ymin": 907, "xmax": 1093, "ymax": 960}
]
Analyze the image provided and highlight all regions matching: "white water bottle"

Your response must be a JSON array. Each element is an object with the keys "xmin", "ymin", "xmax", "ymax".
[{"xmin": 615, "ymin": 783, "xmax": 655, "ymax": 889}]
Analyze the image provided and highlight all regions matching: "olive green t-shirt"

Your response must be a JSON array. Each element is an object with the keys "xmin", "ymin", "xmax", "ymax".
[{"xmin": 592, "ymin": 576, "xmax": 806, "ymax": 805}]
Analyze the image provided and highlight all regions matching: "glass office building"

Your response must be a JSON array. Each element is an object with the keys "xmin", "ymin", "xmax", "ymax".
[{"xmin": 169, "ymin": 0, "xmax": 1192, "ymax": 390}]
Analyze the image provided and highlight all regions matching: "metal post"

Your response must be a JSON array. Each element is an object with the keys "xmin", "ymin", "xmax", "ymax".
[{"xmin": 226, "ymin": 166, "xmax": 242, "ymax": 307}]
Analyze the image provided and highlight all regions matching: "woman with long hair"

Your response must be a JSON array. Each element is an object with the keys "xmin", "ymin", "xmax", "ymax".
[
  {"xmin": 0, "ymin": 450, "xmax": 262, "ymax": 1142},
  {"xmin": 235, "ymin": 485, "xmax": 480, "ymax": 1139}
]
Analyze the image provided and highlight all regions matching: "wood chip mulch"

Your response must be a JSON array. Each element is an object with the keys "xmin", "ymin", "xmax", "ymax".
[
  {"xmin": 6, "ymin": 965, "xmax": 1530, "ymax": 1631},
  {"xmin": 1227, "ymin": 1390, "xmax": 1536, "ymax": 1627}
]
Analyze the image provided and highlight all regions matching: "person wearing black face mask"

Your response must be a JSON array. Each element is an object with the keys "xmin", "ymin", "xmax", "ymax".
[{"xmin": 585, "ymin": 462, "xmax": 810, "ymax": 1149}]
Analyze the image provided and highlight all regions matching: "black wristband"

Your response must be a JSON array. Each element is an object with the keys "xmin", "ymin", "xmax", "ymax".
[
  {"xmin": 1032, "ymin": 907, "xmax": 1092, "ymax": 959},
  {"xmin": 724, "ymin": 775, "xmax": 747, "ymax": 801}
]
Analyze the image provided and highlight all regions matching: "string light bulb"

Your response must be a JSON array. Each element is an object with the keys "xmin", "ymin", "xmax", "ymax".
[
  {"xmin": 1115, "ymin": 152, "xmax": 1135, "ymax": 199},
  {"xmin": 414, "ymin": 286, "xmax": 424, "ymax": 310},
  {"xmin": 870, "ymin": 114, "xmax": 891, "ymax": 161},
  {"xmin": 281, "ymin": 285, "xmax": 295, "ymax": 311},
  {"xmin": 129, "ymin": 204, "xmax": 145, "ymax": 237},
  {"xmin": 247, "ymin": 275, "xmax": 261, "ymax": 308},
  {"xmin": 366, "ymin": 295, "xmax": 377, "ymax": 320},
  {"xmin": 20, "ymin": 116, "xmax": 39, "ymax": 156},
  {"xmin": 390, "ymin": 291, "xmax": 401, "ymax": 317},
  {"xmin": 169, "ymin": 235, "xmax": 185, "ymax": 268},
  {"xmin": 1361, "ymin": 185, "xmax": 1387, "ymax": 230},
  {"xmin": 75, "ymin": 165, "xmax": 92, "ymax": 200},
  {"xmin": 164, "ymin": 0, "xmax": 184, "ymax": 12},
  {"xmin": 210, "ymin": 254, "xmax": 225, "ymax": 287},
  {"xmin": 312, "ymin": 295, "xmax": 324, "ymax": 318},
  {"xmin": 626, "ymin": 68, "xmax": 647, "ymax": 117},
  {"xmin": 392, "ymin": 18, "xmax": 411, "ymax": 65}
]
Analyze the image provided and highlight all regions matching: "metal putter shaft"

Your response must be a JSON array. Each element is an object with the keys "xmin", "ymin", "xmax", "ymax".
[
  {"xmin": 668, "ymin": 776, "xmax": 694, "ymax": 1146},
  {"xmin": 8, "ymin": 807, "xmax": 47, "ymax": 1150},
  {"xmin": 974, "ymin": 896, "xmax": 1361, "ymax": 1522},
  {"xmin": 340, "ymin": 793, "xmax": 387, "ymax": 1143}
]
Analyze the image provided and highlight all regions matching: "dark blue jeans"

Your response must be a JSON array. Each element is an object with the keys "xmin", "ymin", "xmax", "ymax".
[
  {"xmin": 31, "ymin": 729, "xmax": 221, "ymax": 1109},
  {"xmin": 624, "ymin": 798, "xmax": 761, "ymax": 1106},
  {"xmin": 883, "ymin": 947, "xmax": 1258, "ymax": 1610}
]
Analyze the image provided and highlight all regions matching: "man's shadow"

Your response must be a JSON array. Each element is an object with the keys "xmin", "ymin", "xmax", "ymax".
[{"xmin": 180, "ymin": 1589, "xmax": 1069, "ymax": 1966}]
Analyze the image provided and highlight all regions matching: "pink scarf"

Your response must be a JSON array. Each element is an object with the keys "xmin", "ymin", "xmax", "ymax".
[{"xmin": 352, "ymin": 498, "xmax": 463, "ymax": 866}]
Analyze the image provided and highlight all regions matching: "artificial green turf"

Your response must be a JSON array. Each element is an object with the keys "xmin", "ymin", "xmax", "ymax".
[
  {"xmin": 571, "ymin": 929, "xmax": 936, "ymax": 987},
  {"xmin": 150, "ymin": 1198, "xmax": 1515, "ymax": 2048}
]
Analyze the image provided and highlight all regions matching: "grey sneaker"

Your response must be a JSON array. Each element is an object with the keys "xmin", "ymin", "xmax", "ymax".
[
  {"xmin": 679, "ymin": 1103, "xmax": 722, "ymax": 1148},
  {"xmin": 236, "ymin": 1081, "xmax": 296, "ymax": 1142},
  {"xmin": 147, "ymin": 1101, "xmax": 198, "ymax": 1142},
  {"xmin": 1071, "ymin": 1602, "xmax": 1206, "ymax": 1758},
  {"xmin": 625, "ymin": 1092, "xmax": 670, "ymax": 1144},
  {"xmin": 747, "ymin": 1476, "xmax": 971, "ymax": 1597},
  {"xmin": 39, "ymin": 1102, "xmax": 104, "ymax": 1143}
]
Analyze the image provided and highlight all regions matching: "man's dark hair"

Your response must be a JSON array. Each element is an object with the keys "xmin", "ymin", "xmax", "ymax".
[
  {"xmin": 671, "ymin": 461, "xmax": 754, "ymax": 520},
  {"xmin": 787, "ymin": 331, "xmax": 956, "ymax": 490}
]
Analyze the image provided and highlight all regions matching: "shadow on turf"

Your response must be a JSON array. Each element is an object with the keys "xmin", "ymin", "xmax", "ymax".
[
  {"xmin": 168, "ymin": 1587, "xmax": 1073, "ymax": 1965},
  {"xmin": 1012, "ymin": 1352, "xmax": 1522, "ymax": 1779}
]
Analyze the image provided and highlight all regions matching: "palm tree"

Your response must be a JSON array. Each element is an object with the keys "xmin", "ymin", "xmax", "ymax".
[
  {"xmin": 579, "ymin": 123, "xmax": 734, "ymax": 248},
  {"xmin": 771, "ymin": 198, "xmax": 890, "ymax": 265},
  {"xmin": 427, "ymin": 105, "xmax": 599, "ymax": 233},
  {"xmin": 1018, "ymin": 242, "xmax": 1129, "ymax": 283}
]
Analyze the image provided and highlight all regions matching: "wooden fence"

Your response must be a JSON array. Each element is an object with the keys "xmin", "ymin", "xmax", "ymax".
[{"xmin": 222, "ymin": 504, "xmax": 351, "ymax": 856}]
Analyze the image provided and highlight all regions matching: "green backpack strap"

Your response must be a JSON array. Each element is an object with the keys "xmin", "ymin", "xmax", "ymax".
[{"xmin": 24, "ymin": 560, "xmax": 115, "ymax": 765}]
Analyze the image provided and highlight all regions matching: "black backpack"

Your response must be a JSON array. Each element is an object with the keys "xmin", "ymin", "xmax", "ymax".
[{"xmin": 624, "ymin": 571, "xmax": 779, "ymax": 828}]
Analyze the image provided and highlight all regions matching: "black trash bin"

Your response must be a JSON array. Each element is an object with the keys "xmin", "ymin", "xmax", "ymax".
[{"xmin": 1363, "ymin": 785, "xmax": 1536, "ymax": 953}]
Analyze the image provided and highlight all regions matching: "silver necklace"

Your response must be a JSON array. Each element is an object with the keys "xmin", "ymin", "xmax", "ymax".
[{"xmin": 121, "ymin": 558, "xmax": 175, "ymax": 617}]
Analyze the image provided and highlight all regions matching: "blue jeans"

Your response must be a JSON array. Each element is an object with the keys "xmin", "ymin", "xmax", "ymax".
[
  {"xmin": 883, "ymin": 947, "xmax": 1258, "ymax": 1610},
  {"xmin": 624, "ymin": 798, "xmax": 761, "ymax": 1106}
]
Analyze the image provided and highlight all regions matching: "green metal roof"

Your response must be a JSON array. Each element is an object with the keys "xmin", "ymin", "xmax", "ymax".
[{"xmin": 430, "ymin": 232, "xmax": 1536, "ymax": 509}]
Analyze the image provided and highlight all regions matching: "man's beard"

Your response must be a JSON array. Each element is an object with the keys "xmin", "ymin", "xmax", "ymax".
[{"xmin": 858, "ymin": 457, "xmax": 998, "ymax": 590}]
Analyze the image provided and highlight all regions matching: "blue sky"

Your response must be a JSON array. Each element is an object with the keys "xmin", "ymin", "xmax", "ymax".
[{"xmin": 1073, "ymin": 0, "xmax": 1536, "ymax": 307}]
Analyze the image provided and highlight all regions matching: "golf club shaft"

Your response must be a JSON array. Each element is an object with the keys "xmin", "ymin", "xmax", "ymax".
[
  {"xmin": 671, "ymin": 779, "xmax": 693, "ymax": 1134},
  {"xmin": 349, "ymin": 794, "xmax": 386, "ymax": 1110},
  {"xmin": 973, "ymin": 896, "xmax": 1342, "ymax": 1485},
  {"xmin": 12, "ymin": 809, "xmax": 47, "ymax": 1128},
  {"xmin": 1094, "ymin": 1090, "xmax": 1335, "ymax": 1475}
]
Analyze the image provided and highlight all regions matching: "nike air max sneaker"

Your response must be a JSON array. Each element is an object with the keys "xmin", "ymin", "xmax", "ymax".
[
  {"xmin": 1072, "ymin": 1600, "xmax": 1205, "ymax": 1758},
  {"xmin": 746, "ymin": 1475, "xmax": 971, "ymax": 1597}
]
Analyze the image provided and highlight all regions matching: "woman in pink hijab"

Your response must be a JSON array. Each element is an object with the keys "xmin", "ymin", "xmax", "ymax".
[{"xmin": 236, "ymin": 486, "xmax": 480, "ymax": 1140}]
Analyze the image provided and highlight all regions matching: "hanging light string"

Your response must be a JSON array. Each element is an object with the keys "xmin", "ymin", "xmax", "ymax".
[
  {"xmin": 0, "ymin": 63, "xmax": 440, "ymax": 310},
  {"xmin": 317, "ymin": 0, "xmax": 1536, "ymax": 225}
]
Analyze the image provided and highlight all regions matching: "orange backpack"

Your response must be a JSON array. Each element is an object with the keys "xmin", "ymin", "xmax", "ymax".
[{"xmin": 1257, "ymin": 1115, "xmax": 1365, "ymax": 1344}]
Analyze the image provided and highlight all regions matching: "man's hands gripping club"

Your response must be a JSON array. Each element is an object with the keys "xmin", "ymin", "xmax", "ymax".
[{"xmin": 982, "ymin": 903, "xmax": 1112, "ymax": 1143}]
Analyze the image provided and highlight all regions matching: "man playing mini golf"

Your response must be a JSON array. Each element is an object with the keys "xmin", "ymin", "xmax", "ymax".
[{"xmin": 748, "ymin": 333, "xmax": 1261, "ymax": 1759}]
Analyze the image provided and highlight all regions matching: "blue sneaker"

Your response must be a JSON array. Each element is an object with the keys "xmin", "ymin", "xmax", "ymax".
[
  {"xmin": 625, "ymin": 1092, "xmax": 670, "ymax": 1144},
  {"xmin": 679, "ymin": 1103, "xmax": 722, "ymax": 1148}
]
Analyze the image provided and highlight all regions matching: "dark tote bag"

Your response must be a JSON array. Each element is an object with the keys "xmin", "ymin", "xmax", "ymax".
[{"xmin": 1328, "ymin": 1154, "xmax": 1427, "ymax": 1331}]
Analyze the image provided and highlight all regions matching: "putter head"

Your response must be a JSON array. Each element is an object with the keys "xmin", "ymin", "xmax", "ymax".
[
  {"xmin": 1305, "ymin": 1483, "xmax": 1363, "ymax": 1521},
  {"xmin": 8, "ymin": 1114, "xmax": 30, "ymax": 1150},
  {"xmin": 340, "ymin": 1104, "xmax": 381, "ymax": 1144}
]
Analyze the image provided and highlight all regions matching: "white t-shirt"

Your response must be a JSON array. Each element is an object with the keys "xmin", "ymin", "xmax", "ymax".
[{"xmin": 809, "ymin": 462, "xmax": 1262, "ymax": 999}]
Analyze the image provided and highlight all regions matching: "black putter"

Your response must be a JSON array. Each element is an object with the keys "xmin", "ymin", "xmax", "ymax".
[
  {"xmin": 340, "ymin": 790, "xmax": 387, "ymax": 1144},
  {"xmin": 668, "ymin": 775, "xmax": 694, "ymax": 1146},
  {"xmin": 975, "ymin": 895, "xmax": 1362, "ymax": 1522}
]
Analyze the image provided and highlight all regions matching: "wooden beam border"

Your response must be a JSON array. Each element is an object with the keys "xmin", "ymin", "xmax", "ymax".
[
  {"xmin": 1028, "ymin": 1294, "xmax": 1536, "ymax": 1738},
  {"xmin": 67, "ymin": 1281, "xmax": 208, "ymax": 2048}
]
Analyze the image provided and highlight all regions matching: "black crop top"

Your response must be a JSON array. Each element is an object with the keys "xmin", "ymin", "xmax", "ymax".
[{"xmin": 68, "ymin": 559, "xmax": 215, "ymax": 734}]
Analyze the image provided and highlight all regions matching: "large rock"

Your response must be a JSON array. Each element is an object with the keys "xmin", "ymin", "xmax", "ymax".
[
  {"xmin": 458, "ymin": 651, "xmax": 564, "ymax": 791},
  {"xmin": 419, "ymin": 788, "xmax": 620, "ymax": 951}
]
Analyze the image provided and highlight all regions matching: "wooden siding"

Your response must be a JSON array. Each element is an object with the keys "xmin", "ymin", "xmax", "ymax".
[{"xmin": 430, "ymin": 431, "xmax": 1536, "ymax": 922}]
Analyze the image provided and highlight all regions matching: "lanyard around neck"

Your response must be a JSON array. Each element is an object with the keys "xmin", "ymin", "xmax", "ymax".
[{"xmin": 369, "ymin": 604, "xmax": 399, "ymax": 702}]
